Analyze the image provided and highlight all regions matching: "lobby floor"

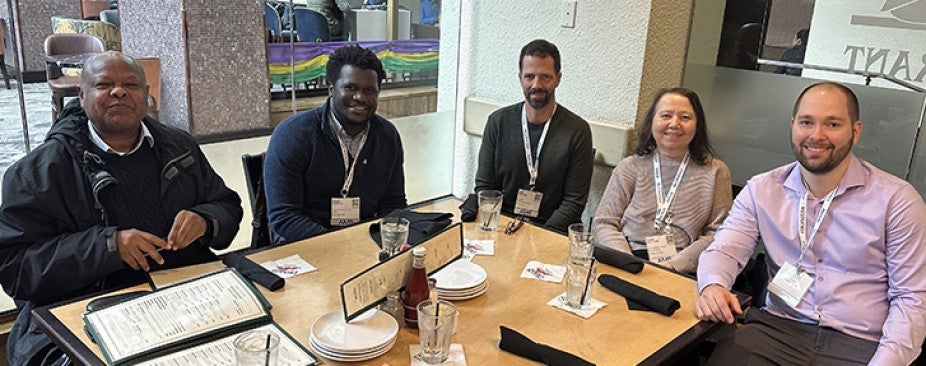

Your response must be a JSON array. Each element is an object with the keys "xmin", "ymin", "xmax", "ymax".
[{"xmin": 0, "ymin": 81, "xmax": 453, "ymax": 315}]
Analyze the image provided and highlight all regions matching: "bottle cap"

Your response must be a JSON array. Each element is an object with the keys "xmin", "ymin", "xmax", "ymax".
[{"xmin": 412, "ymin": 247, "xmax": 426, "ymax": 256}]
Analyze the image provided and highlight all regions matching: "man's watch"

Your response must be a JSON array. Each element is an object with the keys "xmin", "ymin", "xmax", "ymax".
[{"xmin": 106, "ymin": 231, "xmax": 118, "ymax": 252}]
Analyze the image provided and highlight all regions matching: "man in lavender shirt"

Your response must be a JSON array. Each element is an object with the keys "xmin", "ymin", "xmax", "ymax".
[{"xmin": 695, "ymin": 82, "xmax": 926, "ymax": 365}]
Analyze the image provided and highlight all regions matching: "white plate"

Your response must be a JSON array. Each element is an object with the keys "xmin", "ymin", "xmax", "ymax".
[
  {"xmin": 310, "ymin": 309, "xmax": 399, "ymax": 353},
  {"xmin": 439, "ymin": 283, "xmax": 489, "ymax": 301},
  {"xmin": 310, "ymin": 333, "xmax": 392, "ymax": 355},
  {"xmin": 437, "ymin": 281, "xmax": 487, "ymax": 296},
  {"xmin": 311, "ymin": 337, "xmax": 395, "ymax": 362},
  {"xmin": 432, "ymin": 260, "xmax": 488, "ymax": 290}
]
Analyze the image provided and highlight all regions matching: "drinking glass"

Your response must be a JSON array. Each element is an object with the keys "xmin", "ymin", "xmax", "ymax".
[
  {"xmin": 568, "ymin": 223, "xmax": 595, "ymax": 260},
  {"xmin": 416, "ymin": 299, "xmax": 458, "ymax": 364},
  {"xmin": 380, "ymin": 217, "xmax": 410, "ymax": 256},
  {"xmin": 478, "ymin": 190, "xmax": 503, "ymax": 231},
  {"xmin": 565, "ymin": 258, "xmax": 596, "ymax": 309},
  {"xmin": 233, "ymin": 330, "xmax": 279, "ymax": 366}
]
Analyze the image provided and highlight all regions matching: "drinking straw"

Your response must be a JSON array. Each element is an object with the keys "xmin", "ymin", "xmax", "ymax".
[
  {"xmin": 264, "ymin": 334, "xmax": 271, "ymax": 366},
  {"xmin": 433, "ymin": 301, "xmax": 441, "ymax": 343},
  {"xmin": 579, "ymin": 259, "xmax": 597, "ymax": 305},
  {"xmin": 483, "ymin": 200, "xmax": 501, "ymax": 227}
]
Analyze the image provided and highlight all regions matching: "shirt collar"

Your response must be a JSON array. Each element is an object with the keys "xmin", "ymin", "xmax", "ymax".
[
  {"xmin": 327, "ymin": 107, "xmax": 370, "ymax": 141},
  {"xmin": 784, "ymin": 154, "xmax": 866, "ymax": 196},
  {"xmin": 87, "ymin": 120, "xmax": 154, "ymax": 156}
]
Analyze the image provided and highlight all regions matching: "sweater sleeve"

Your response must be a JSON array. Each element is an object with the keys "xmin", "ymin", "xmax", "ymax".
[
  {"xmin": 544, "ymin": 119, "xmax": 594, "ymax": 231},
  {"xmin": 593, "ymin": 158, "xmax": 636, "ymax": 253},
  {"xmin": 474, "ymin": 112, "xmax": 500, "ymax": 194},
  {"xmin": 669, "ymin": 160, "xmax": 733, "ymax": 274}
]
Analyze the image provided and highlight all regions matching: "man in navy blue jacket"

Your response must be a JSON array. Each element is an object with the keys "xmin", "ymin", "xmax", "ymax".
[{"xmin": 264, "ymin": 45, "xmax": 407, "ymax": 244}]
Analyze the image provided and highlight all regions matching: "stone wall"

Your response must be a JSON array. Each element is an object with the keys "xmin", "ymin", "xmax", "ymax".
[{"xmin": 120, "ymin": 0, "xmax": 270, "ymax": 136}]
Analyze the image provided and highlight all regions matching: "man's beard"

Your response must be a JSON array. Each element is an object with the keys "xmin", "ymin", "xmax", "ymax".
[
  {"xmin": 524, "ymin": 88, "xmax": 553, "ymax": 109},
  {"xmin": 791, "ymin": 137, "xmax": 853, "ymax": 175}
]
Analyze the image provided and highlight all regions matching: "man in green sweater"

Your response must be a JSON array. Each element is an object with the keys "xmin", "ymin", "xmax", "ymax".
[{"xmin": 475, "ymin": 39, "xmax": 594, "ymax": 233}]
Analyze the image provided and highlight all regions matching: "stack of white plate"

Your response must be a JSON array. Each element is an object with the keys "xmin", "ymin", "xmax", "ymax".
[
  {"xmin": 431, "ymin": 260, "xmax": 488, "ymax": 301},
  {"xmin": 309, "ymin": 308, "xmax": 399, "ymax": 362}
]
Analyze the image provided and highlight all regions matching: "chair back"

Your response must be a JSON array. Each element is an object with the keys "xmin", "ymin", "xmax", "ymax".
[
  {"xmin": 242, "ymin": 153, "xmax": 271, "ymax": 249},
  {"xmin": 43, "ymin": 33, "xmax": 105, "ymax": 79},
  {"xmin": 135, "ymin": 57, "xmax": 161, "ymax": 118},
  {"xmin": 81, "ymin": 0, "xmax": 110, "ymax": 19},
  {"xmin": 264, "ymin": 2, "xmax": 282, "ymax": 42},
  {"xmin": 100, "ymin": 9, "xmax": 119, "ymax": 27},
  {"xmin": 293, "ymin": 8, "xmax": 330, "ymax": 42}
]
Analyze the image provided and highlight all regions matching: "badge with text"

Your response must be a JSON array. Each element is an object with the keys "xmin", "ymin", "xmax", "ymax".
[
  {"xmin": 645, "ymin": 235, "xmax": 677, "ymax": 263},
  {"xmin": 331, "ymin": 197, "xmax": 360, "ymax": 226},
  {"xmin": 514, "ymin": 189, "xmax": 543, "ymax": 218},
  {"xmin": 767, "ymin": 262, "xmax": 814, "ymax": 308}
]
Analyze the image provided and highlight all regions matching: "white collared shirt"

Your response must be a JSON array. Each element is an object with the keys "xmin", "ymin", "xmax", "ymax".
[{"xmin": 88, "ymin": 120, "xmax": 154, "ymax": 156}]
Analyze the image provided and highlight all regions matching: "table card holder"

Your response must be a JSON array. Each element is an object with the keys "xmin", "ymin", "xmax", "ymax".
[
  {"xmin": 340, "ymin": 223, "xmax": 464, "ymax": 321},
  {"xmin": 82, "ymin": 269, "xmax": 318, "ymax": 366}
]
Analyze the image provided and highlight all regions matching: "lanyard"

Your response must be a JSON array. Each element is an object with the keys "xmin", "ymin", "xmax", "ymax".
[
  {"xmin": 653, "ymin": 152, "xmax": 690, "ymax": 227},
  {"xmin": 521, "ymin": 104, "xmax": 555, "ymax": 189},
  {"xmin": 331, "ymin": 114, "xmax": 368, "ymax": 197},
  {"xmin": 796, "ymin": 186, "xmax": 838, "ymax": 267}
]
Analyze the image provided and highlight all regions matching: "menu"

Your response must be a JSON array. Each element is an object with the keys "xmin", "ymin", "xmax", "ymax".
[
  {"xmin": 340, "ymin": 223, "xmax": 463, "ymax": 321},
  {"xmin": 83, "ymin": 269, "xmax": 317, "ymax": 365}
]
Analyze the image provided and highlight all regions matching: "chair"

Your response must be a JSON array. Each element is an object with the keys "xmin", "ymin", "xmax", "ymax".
[
  {"xmin": 264, "ymin": 2, "xmax": 282, "ymax": 42},
  {"xmin": 135, "ymin": 57, "xmax": 160, "ymax": 119},
  {"xmin": 44, "ymin": 34, "xmax": 105, "ymax": 121},
  {"xmin": 80, "ymin": 0, "xmax": 110, "ymax": 20},
  {"xmin": 293, "ymin": 8, "xmax": 330, "ymax": 42},
  {"xmin": 242, "ymin": 153, "xmax": 271, "ymax": 249},
  {"xmin": 100, "ymin": 9, "xmax": 119, "ymax": 28},
  {"xmin": 51, "ymin": 16, "xmax": 121, "ymax": 51}
]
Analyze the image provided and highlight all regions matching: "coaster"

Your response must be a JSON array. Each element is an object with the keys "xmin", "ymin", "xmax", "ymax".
[
  {"xmin": 259, "ymin": 254, "xmax": 317, "ymax": 278},
  {"xmin": 520, "ymin": 261, "xmax": 566, "ymax": 283},
  {"xmin": 410, "ymin": 344, "xmax": 467, "ymax": 365},
  {"xmin": 546, "ymin": 292, "xmax": 607, "ymax": 319}
]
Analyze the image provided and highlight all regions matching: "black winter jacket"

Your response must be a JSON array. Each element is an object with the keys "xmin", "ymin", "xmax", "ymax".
[{"xmin": 0, "ymin": 100, "xmax": 242, "ymax": 365}]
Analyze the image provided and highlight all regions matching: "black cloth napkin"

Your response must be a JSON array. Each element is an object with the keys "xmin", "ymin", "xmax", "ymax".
[
  {"xmin": 598, "ymin": 274, "xmax": 680, "ymax": 316},
  {"xmin": 369, "ymin": 208, "xmax": 453, "ymax": 246},
  {"xmin": 459, "ymin": 193, "xmax": 478, "ymax": 222},
  {"xmin": 593, "ymin": 246, "xmax": 645, "ymax": 274},
  {"xmin": 222, "ymin": 253, "xmax": 285, "ymax": 291},
  {"xmin": 498, "ymin": 326, "xmax": 595, "ymax": 366}
]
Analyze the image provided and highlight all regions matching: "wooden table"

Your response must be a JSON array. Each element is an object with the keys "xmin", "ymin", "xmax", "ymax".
[{"xmin": 34, "ymin": 196, "xmax": 729, "ymax": 365}]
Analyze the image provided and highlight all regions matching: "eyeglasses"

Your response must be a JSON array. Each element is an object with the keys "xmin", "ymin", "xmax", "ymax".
[{"xmin": 505, "ymin": 216, "xmax": 526, "ymax": 235}]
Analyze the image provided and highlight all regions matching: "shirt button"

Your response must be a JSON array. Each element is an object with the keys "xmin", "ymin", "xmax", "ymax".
[{"xmin": 818, "ymin": 276, "xmax": 824, "ymax": 282}]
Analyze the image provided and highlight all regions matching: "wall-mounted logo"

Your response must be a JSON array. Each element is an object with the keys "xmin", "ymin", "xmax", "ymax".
[{"xmin": 851, "ymin": 0, "xmax": 926, "ymax": 30}]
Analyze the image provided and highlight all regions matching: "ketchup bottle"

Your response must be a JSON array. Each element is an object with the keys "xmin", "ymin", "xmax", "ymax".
[{"xmin": 401, "ymin": 247, "xmax": 429, "ymax": 328}]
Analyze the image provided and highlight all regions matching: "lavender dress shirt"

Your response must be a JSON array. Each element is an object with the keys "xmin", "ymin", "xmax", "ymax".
[{"xmin": 698, "ymin": 155, "xmax": 926, "ymax": 365}]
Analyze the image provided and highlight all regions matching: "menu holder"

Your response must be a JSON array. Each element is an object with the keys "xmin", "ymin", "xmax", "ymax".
[
  {"xmin": 82, "ymin": 269, "xmax": 318, "ymax": 366},
  {"xmin": 340, "ymin": 223, "xmax": 464, "ymax": 321}
]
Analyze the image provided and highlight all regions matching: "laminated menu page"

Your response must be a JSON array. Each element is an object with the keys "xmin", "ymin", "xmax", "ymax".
[{"xmin": 83, "ymin": 268, "xmax": 317, "ymax": 365}]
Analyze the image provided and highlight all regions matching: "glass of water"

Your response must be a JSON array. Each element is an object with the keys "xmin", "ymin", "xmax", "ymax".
[
  {"xmin": 380, "ymin": 217, "xmax": 410, "ymax": 256},
  {"xmin": 478, "ymin": 190, "xmax": 503, "ymax": 231},
  {"xmin": 417, "ymin": 299, "xmax": 458, "ymax": 364}
]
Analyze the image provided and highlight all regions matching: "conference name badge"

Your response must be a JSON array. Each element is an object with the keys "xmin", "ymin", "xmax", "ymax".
[
  {"xmin": 767, "ymin": 262, "xmax": 813, "ymax": 309},
  {"xmin": 514, "ymin": 189, "xmax": 543, "ymax": 218},
  {"xmin": 331, "ymin": 197, "xmax": 360, "ymax": 226},
  {"xmin": 645, "ymin": 234, "xmax": 677, "ymax": 263}
]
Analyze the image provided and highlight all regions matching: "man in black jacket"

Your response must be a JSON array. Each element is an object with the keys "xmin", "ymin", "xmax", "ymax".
[{"xmin": 0, "ymin": 51, "xmax": 242, "ymax": 365}]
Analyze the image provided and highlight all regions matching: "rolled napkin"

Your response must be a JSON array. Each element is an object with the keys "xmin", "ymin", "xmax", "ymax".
[
  {"xmin": 369, "ymin": 209, "xmax": 453, "ymax": 246},
  {"xmin": 459, "ymin": 193, "xmax": 478, "ymax": 222},
  {"xmin": 597, "ymin": 274, "xmax": 680, "ymax": 316},
  {"xmin": 593, "ymin": 246, "xmax": 645, "ymax": 274},
  {"xmin": 222, "ymin": 253, "xmax": 285, "ymax": 291},
  {"xmin": 498, "ymin": 326, "xmax": 596, "ymax": 366}
]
